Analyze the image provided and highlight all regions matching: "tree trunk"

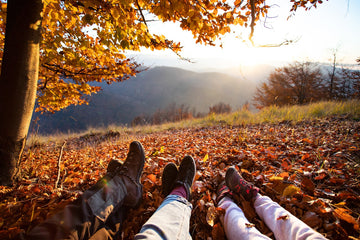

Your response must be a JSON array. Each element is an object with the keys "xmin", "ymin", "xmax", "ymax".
[{"xmin": 0, "ymin": 0, "xmax": 43, "ymax": 186}]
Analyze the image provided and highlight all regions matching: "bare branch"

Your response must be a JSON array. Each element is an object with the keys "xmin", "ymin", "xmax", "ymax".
[
  {"xmin": 262, "ymin": 4, "xmax": 280, "ymax": 30},
  {"xmin": 55, "ymin": 141, "xmax": 66, "ymax": 189},
  {"xmin": 257, "ymin": 37, "xmax": 300, "ymax": 48}
]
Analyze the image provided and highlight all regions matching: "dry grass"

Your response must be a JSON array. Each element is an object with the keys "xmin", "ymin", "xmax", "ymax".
[{"xmin": 27, "ymin": 100, "xmax": 360, "ymax": 146}]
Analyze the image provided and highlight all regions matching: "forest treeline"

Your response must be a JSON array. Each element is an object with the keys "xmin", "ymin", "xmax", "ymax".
[{"xmin": 253, "ymin": 61, "xmax": 360, "ymax": 108}]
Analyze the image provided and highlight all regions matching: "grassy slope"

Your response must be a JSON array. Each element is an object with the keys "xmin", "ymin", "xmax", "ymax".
[{"xmin": 28, "ymin": 100, "xmax": 360, "ymax": 146}]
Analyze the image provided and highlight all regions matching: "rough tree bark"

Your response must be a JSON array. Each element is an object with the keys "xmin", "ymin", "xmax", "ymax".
[{"xmin": 0, "ymin": 0, "xmax": 43, "ymax": 186}]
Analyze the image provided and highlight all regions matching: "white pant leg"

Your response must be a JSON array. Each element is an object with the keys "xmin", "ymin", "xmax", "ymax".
[
  {"xmin": 254, "ymin": 194, "xmax": 328, "ymax": 240},
  {"xmin": 218, "ymin": 197, "xmax": 271, "ymax": 240}
]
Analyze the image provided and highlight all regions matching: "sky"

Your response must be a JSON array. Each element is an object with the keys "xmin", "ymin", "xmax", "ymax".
[{"xmin": 131, "ymin": 0, "xmax": 360, "ymax": 73}]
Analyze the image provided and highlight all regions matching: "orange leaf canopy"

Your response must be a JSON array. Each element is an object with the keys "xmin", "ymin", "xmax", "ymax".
[{"xmin": 0, "ymin": 0, "xmax": 326, "ymax": 112}]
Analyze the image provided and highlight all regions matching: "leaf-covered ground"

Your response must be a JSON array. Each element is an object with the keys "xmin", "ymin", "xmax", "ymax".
[{"xmin": 0, "ymin": 117, "xmax": 359, "ymax": 239}]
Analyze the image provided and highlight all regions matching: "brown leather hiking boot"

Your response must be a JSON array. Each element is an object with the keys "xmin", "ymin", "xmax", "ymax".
[
  {"xmin": 118, "ymin": 141, "xmax": 145, "ymax": 207},
  {"xmin": 106, "ymin": 158, "xmax": 123, "ymax": 175},
  {"xmin": 161, "ymin": 162, "xmax": 179, "ymax": 197},
  {"xmin": 174, "ymin": 156, "xmax": 196, "ymax": 200},
  {"xmin": 225, "ymin": 166, "xmax": 259, "ymax": 202}
]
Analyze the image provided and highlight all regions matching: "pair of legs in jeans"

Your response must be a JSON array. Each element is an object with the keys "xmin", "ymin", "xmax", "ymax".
[
  {"xmin": 136, "ymin": 160, "xmax": 328, "ymax": 240},
  {"xmin": 26, "ymin": 141, "xmax": 327, "ymax": 240}
]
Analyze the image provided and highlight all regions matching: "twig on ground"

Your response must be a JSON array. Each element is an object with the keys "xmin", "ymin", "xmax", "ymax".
[{"xmin": 55, "ymin": 141, "xmax": 67, "ymax": 189}]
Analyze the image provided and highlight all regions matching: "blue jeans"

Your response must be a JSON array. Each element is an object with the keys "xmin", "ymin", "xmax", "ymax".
[{"xmin": 135, "ymin": 195, "xmax": 193, "ymax": 240}]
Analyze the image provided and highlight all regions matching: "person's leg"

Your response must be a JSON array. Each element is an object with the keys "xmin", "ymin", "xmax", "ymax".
[
  {"xmin": 225, "ymin": 167, "xmax": 328, "ymax": 240},
  {"xmin": 26, "ymin": 141, "xmax": 145, "ymax": 240},
  {"xmin": 135, "ymin": 156, "xmax": 195, "ymax": 240},
  {"xmin": 254, "ymin": 194, "xmax": 327, "ymax": 240},
  {"xmin": 217, "ymin": 183, "xmax": 271, "ymax": 240},
  {"xmin": 135, "ymin": 195, "xmax": 192, "ymax": 240}
]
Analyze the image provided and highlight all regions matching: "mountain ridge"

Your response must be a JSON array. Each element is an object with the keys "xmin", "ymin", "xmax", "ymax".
[{"xmin": 31, "ymin": 66, "xmax": 264, "ymax": 134}]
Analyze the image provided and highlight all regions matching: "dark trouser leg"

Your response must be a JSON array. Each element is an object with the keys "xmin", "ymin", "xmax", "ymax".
[
  {"xmin": 26, "ymin": 174, "xmax": 128, "ymax": 240},
  {"xmin": 88, "ymin": 203, "xmax": 127, "ymax": 240},
  {"xmin": 25, "ymin": 141, "xmax": 145, "ymax": 240}
]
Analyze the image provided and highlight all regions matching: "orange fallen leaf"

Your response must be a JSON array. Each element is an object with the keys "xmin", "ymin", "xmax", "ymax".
[
  {"xmin": 334, "ymin": 208, "xmax": 359, "ymax": 231},
  {"xmin": 147, "ymin": 174, "xmax": 157, "ymax": 183}
]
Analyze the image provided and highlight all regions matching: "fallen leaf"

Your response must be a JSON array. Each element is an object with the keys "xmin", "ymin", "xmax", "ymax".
[
  {"xmin": 147, "ymin": 174, "xmax": 157, "ymax": 183},
  {"xmin": 245, "ymin": 223, "xmax": 256, "ymax": 228},
  {"xmin": 301, "ymin": 177, "xmax": 315, "ymax": 193},
  {"xmin": 334, "ymin": 208, "xmax": 360, "ymax": 231},
  {"xmin": 277, "ymin": 215, "xmax": 289, "ymax": 220},
  {"xmin": 203, "ymin": 154, "xmax": 209, "ymax": 162},
  {"xmin": 206, "ymin": 205, "xmax": 217, "ymax": 227},
  {"xmin": 282, "ymin": 185, "xmax": 301, "ymax": 197}
]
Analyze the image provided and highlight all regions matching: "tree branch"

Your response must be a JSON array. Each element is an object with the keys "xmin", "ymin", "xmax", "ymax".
[
  {"xmin": 257, "ymin": 37, "xmax": 300, "ymax": 48},
  {"xmin": 249, "ymin": 0, "xmax": 256, "ymax": 44},
  {"xmin": 55, "ymin": 141, "xmax": 66, "ymax": 189},
  {"xmin": 41, "ymin": 63, "xmax": 138, "ymax": 78},
  {"xmin": 135, "ymin": 0, "xmax": 148, "ymax": 30}
]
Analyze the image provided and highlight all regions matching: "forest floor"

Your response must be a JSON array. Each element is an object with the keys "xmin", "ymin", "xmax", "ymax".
[{"xmin": 0, "ymin": 116, "xmax": 359, "ymax": 239}]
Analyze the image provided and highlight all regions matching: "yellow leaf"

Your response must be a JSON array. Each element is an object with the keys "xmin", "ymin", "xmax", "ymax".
[
  {"xmin": 225, "ymin": 12, "xmax": 232, "ymax": 19},
  {"xmin": 282, "ymin": 185, "xmax": 301, "ymax": 197},
  {"xmin": 334, "ymin": 202, "xmax": 346, "ymax": 207},
  {"xmin": 203, "ymin": 154, "xmax": 209, "ymax": 162},
  {"xmin": 111, "ymin": 8, "xmax": 120, "ymax": 21},
  {"xmin": 269, "ymin": 176, "xmax": 283, "ymax": 182}
]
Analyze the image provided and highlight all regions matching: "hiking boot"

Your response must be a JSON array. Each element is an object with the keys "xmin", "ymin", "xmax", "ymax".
[
  {"xmin": 118, "ymin": 141, "xmax": 145, "ymax": 207},
  {"xmin": 161, "ymin": 162, "xmax": 179, "ymax": 197},
  {"xmin": 106, "ymin": 159, "xmax": 123, "ymax": 176},
  {"xmin": 225, "ymin": 166, "xmax": 259, "ymax": 201},
  {"xmin": 216, "ymin": 181, "xmax": 233, "ymax": 204},
  {"xmin": 174, "ymin": 156, "xmax": 196, "ymax": 200}
]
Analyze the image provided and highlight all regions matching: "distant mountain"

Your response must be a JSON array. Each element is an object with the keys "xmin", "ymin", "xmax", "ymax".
[{"xmin": 31, "ymin": 66, "xmax": 261, "ymax": 134}]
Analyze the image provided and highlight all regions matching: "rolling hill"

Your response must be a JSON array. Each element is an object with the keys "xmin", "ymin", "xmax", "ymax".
[{"xmin": 32, "ymin": 66, "xmax": 264, "ymax": 134}]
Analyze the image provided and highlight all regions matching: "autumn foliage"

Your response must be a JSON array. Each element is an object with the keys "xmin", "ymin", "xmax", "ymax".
[
  {"xmin": 253, "ymin": 61, "xmax": 360, "ymax": 108},
  {"xmin": 0, "ymin": 116, "xmax": 359, "ymax": 239},
  {"xmin": 0, "ymin": 0, "xmax": 326, "ymax": 113}
]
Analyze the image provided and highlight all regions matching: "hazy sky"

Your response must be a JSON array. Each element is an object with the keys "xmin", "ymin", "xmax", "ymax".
[{"xmin": 131, "ymin": 0, "xmax": 360, "ymax": 72}]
